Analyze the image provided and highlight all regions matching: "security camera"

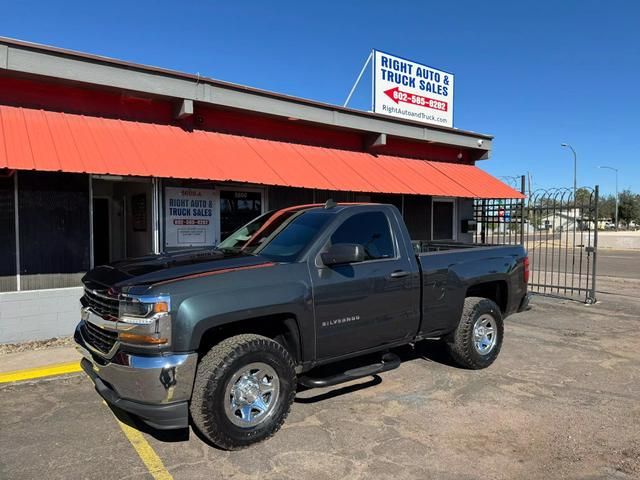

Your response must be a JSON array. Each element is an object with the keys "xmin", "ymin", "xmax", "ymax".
[{"xmin": 477, "ymin": 139, "xmax": 484, "ymax": 147}]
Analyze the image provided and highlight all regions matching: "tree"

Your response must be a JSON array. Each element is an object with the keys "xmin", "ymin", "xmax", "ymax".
[
  {"xmin": 617, "ymin": 190, "xmax": 640, "ymax": 225},
  {"xmin": 574, "ymin": 187, "xmax": 592, "ymax": 207},
  {"xmin": 597, "ymin": 194, "xmax": 616, "ymax": 221}
]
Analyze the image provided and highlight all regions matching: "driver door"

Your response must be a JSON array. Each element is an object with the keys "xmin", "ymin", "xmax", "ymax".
[{"xmin": 309, "ymin": 210, "xmax": 420, "ymax": 359}]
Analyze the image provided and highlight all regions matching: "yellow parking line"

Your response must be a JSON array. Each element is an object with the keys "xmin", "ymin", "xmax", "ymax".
[
  {"xmin": 3, "ymin": 361, "xmax": 173, "ymax": 479},
  {"xmin": 112, "ymin": 410, "xmax": 174, "ymax": 480},
  {"xmin": 0, "ymin": 361, "xmax": 82, "ymax": 383}
]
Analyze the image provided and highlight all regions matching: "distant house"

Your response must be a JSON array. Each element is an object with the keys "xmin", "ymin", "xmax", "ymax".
[{"xmin": 538, "ymin": 208, "xmax": 594, "ymax": 232}]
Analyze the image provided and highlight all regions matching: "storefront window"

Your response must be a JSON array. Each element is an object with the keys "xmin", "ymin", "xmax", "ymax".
[
  {"xmin": 18, "ymin": 172, "xmax": 90, "ymax": 290},
  {"xmin": 220, "ymin": 190, "xmax": 262, "ymax": 240},
  {"xmin": 0, "ymin": 174, "xmax": 17, "ymax": 292}
]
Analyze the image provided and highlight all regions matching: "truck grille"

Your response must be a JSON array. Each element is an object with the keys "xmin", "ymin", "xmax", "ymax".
[
  {"xmin": 82, "ymin": 288, "xmax": 119, "ymax": 319},
  {"xmin": 81, "ymin": 320, "xmax": 118, "ymax": 354}
]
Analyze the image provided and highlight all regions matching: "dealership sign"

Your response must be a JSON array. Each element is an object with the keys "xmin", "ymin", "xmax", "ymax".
[
  {"xmin": 373, "ymin": 50, "xmax": 454, "ymax": 127},
  {"xmin": 164, "ymin": 187, "xmax": 219, "ymax": 248}
]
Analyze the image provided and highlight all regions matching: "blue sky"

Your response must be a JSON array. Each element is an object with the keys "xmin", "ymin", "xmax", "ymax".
[{"xmin": 2, "ymin": 0, "xmax": 638, "ymax": 196}]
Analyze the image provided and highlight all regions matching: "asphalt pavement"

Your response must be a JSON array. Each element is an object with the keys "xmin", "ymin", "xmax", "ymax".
[
  {"xmin": 529, "ymin": 248, "xmax": 640, "ymax": 279},
  {"xmin": 1, "ymin": 274, "xmax": 639, "ymax": 480},
  {"xmin": 595, "ymin": 249, "xmax": 640, "ymax": 278}
]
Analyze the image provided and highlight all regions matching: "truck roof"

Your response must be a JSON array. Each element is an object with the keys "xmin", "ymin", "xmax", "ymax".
[{"xmin": 278, "ymin": 201, "xmax": 385, "ymax": 215}]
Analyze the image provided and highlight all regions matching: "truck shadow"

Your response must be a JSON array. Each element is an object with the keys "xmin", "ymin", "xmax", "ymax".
[
  {"xmin": 412, "ymin": 339, "xmax": 459, "ymax": 367},
  {"xmin": 294, "ymin": 339, "xmax": 457, "ymax": 404},
  {"xmin": 295, "ymin": 375, "xmax": 383, "ymax": 404},
  {"xmin": 108, "ymin": 403, "xmax": 191, "ymax": 443}
]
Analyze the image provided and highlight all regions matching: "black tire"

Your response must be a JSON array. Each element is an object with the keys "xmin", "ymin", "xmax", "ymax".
[
  {"xmin": 190, "ymin": 334, "xmax": 296, "ymax": 450},
  {"xmin": 445, "ymin": 297, "xmax": 504, "ymax": 370}
]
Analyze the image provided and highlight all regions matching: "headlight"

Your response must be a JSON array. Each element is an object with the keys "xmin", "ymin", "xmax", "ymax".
[
  {"xmin": 117, "ymin": 294, "xmax": 171, "ymax": 346},
  {"xmin": 119, "ymin": 295, "xmax": 170, "ymax": 324}
]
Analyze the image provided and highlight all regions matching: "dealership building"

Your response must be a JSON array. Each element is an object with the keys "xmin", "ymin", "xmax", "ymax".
[{"xmin": 0, "ymin": 38, "xmax": 522, "ymax": 342}]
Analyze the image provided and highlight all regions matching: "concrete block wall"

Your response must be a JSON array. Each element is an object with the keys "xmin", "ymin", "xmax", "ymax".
[
  {"xmin": 0, "ymin": 287, "xmax": 82, "ymax": 343},
  {"xmin": 597, "ymin": 232, "xmax": 640, "ymax": 250}
]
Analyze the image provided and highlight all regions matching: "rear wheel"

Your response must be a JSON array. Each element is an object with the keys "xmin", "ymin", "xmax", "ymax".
[
  {"xmin": 190, "ymin": 334, "xmax": 296, "ymax": 450},
  {"xmin": 445, "ymin": 297, "xmax": 504, "ymax": 369}
]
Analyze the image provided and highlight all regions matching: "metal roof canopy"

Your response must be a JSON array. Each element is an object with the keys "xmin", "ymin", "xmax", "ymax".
[
  {"xmin": 0, "ymin": 37, "xmax": 493, "ymax": 159},
  {"xmin": 0, "ymin": 104, "xmax": 522, "ymax": 199}
]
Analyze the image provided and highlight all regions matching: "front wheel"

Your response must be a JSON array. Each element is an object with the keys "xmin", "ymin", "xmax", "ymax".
[
  {"xmin": 445, "ymin": 297, "xmax": 504, "ymax": 369},
  {"xmin": 190, "ymin": 334, "xmax": 296, "ymax": 450}
]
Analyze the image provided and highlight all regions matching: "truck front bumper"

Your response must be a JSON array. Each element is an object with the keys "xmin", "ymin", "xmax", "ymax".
[{"xmin": 75, "ymin": 324, "xmax": 198, "ymax": 430}]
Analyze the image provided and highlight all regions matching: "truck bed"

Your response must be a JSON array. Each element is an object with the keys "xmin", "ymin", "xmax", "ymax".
[
  {"xmin": 412, "ymin": 240, "xmax": 521, "ymax": 253},
  {"xmin": 415, "ymin": 242, "xmax": 528, "ymax": 337}
]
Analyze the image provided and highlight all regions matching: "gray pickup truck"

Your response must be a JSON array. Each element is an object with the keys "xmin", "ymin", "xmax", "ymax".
[{"xmin": 75, "ymin": 202, "xmax": 529, "ymax": 449}]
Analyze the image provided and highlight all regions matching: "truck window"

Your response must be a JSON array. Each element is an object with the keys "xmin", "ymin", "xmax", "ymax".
[
  {"xmin": 256, "ymin": 211, "xmax": 332, "ymax": 262},
  {"xmin": 218, "ymin": 206, "xmax": 323, "ymax": 254},
  {"xmin": 330, "ymin": 212, "xmax": 395, "ymax": 260}
]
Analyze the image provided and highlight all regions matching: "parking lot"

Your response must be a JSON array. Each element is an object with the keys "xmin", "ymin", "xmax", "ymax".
[{"xmin": 1, "ymin": 275, "xmax": 639, "ymax": 480}]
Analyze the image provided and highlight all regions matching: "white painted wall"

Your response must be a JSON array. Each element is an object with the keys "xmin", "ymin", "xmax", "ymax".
[{"xmin": 0, "ymin": 287, "xmax": 82, "ymax": 343}]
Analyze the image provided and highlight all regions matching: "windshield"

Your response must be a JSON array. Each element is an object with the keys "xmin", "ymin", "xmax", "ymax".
[
  {"xmin": 217, "ymin": 210, "xmax": 275, "ymax": 252},
  {"xmin": 217, "ymin": 207, "xmax": 332, "ymax": 261}
]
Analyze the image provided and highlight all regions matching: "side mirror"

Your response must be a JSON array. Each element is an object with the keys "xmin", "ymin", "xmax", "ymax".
[{"xmin": 320, "ymin": 244, "xmax": 365, "ymax": 266}]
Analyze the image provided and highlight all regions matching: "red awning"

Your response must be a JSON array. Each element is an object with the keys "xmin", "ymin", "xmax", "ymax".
[{"xmin": 0, "ymin": 105, "xmax": 523, "ymax": 199}]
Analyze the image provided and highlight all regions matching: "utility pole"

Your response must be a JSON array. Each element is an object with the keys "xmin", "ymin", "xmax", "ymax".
[{"xmin": 561, "ymin": 143, "xmax": 578, "ymax": 284}]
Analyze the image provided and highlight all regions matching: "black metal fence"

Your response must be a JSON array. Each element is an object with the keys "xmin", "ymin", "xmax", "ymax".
[
  {"xmin": 473, "ymin": 196, "xmax": 525, "ymax": 246},
  {"xmin": 473, "ymin": 177, "xmax": 599, "ymax": 304}
]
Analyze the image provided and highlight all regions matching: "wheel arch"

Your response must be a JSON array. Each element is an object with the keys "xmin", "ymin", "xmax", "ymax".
[
  {"xmin": 196, "ymin": 314, "xmax": 303, "ymax": 364},
  {"xmin": 465, "ymin": 279, "xmax": 508, "ymax": 313}
]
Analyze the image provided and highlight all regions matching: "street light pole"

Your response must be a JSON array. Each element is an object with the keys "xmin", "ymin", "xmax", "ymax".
[
  {"xmin": 599, "ymin": 165, "xmax": 619, "ymax": 230},
  {"xmin": 561, "ymin": 143, "xmax": 579, "ymax": 283},
  {"xmin": 561, "ymin": 143, "xmax": 577, "ymax": 202}
]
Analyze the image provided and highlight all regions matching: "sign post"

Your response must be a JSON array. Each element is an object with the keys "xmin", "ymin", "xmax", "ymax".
[
  {"xmin": 343, "ymin": 51, "xmax": 373, "ymax": 108},
  {"xmin": 373, "ymin": 50, "xmax": 454, "ymax": 127}
]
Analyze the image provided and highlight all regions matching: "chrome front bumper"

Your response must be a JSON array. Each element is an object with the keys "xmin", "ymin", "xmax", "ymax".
[{"xmin": 75, "ymin": 323, "xmax": 198, "ymax": 429}]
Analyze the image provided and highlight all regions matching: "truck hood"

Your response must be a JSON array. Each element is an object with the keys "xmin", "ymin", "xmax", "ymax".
[{"xmin": 82, "ymin": 249, "xmax": 274, "ymax": 290}]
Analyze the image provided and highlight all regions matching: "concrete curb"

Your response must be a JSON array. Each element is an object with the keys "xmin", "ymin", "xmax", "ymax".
[{"xmin": 0, "ymin": 346, "xmax": 80, "ymax": 374}]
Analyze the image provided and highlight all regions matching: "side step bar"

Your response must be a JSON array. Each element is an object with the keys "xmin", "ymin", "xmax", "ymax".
[{"xmin": 298, "ymin": 352, "xmax": 401, "ymax": 389}]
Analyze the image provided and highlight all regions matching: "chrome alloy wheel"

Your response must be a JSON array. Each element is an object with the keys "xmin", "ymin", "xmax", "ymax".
[
  {"xmin": 224, "ymin": 362, "xmax": 280, "ymax": 428},
  {"xmin": 472, "ymin": 314, "xmax": 498, "ymax": 355}
]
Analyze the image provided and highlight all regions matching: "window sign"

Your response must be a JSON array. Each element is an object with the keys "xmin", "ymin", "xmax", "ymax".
[{"xmin": 164, "ymin": 187, "xmax": 219, "ymax": 248}]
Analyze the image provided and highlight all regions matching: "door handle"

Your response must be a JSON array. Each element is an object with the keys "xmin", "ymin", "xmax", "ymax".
[{"xmin": 389, "ymin": 270, "xmax": 411, "ymax": 279}]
